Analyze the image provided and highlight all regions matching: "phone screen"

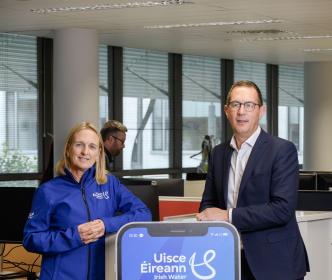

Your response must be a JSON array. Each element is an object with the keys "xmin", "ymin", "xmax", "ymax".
[{"xmin": 116, "ymin": 222, "xmax": 239, "ymax": 280}]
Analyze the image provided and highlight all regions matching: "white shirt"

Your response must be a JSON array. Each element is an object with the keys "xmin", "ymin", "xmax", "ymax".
[{"xmin": 228, "ymin": 126, "xmax": 261, "ymax": 222}]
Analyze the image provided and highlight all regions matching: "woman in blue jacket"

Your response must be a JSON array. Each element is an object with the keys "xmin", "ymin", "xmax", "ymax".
[{"xmin": 23, "ymin": 122, "xmax": 152, "ymax": 280}]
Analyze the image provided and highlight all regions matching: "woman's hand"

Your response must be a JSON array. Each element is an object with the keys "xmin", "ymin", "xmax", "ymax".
[{"xmin": 78, "ymin": 219, "xmax": 105, "ymax": 244}]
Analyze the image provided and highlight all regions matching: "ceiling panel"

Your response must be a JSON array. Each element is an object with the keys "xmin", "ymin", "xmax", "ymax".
[{"xmin": 1, "ymin": 0, "xmax": 332, "ymax": 64}]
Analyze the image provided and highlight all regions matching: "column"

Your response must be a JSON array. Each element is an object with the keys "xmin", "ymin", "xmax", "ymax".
[
  {"xmin": 303, "ymin": 62, "xmax": 332, "ymax": 170},
  {"xmin": 53, "ymin": 28, "xmax": 99, "ymax": 163}
]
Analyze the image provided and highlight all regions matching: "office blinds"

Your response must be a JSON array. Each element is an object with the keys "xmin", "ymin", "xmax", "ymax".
[
  {"xmin": 279, "ymin": 65, "xmax": 304, "ymax": 107},
  {"xmin": 278, "ymin": 64, "xmax": 304, "ymax": 164},
  {"xmin": 182, "ymin": 55, "xmax": 221, "ymax": 168},
  {"xmin": 123, "ymin": 48, "xmax": 169, "ymax": 170},
  {"xmin": 0, "ymin": 33, "xmax": 38, "ymax": 173},
  {"xmin": 234, "ymin": 60, "xmax": 267, "ymax": 130},
  {"xmin": 234, "ymin": 60, "xmax": 267, "ymax": 102},
  {"xmin": 99, "ymin": 45, "xmax": 108, "ymax": 128}
]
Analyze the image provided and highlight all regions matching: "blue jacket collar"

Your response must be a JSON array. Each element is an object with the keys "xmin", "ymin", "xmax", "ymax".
[{"xmin": 64, "ymin": 165, "xmax": 96, "ymax": 186}]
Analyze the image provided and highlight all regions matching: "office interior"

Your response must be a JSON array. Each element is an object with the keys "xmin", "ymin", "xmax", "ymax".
[{"xmin": 0, "ymin": 0, "xmax": 332, "ymax": 279}]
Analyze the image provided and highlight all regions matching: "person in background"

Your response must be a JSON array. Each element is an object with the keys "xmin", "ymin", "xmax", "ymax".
[
  {"xmin": 196, "ymin": 80, "xmax": 309, "ymax": 280},
  {"xmin": 100, "ymin": 120, "xmax": 127, "ymax": 171},
  {"xmin": 23, "ymin": 121, "xmax": 151, "ymax": 280},
  {"xmin": 190, "ymin": 135, "xmax": 213, "ymax": 173},
  {"xmin": 199, "ymin": 134, "xmax": 212, "ymax": 172}
]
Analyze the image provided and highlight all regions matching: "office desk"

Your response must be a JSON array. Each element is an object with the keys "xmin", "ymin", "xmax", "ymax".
[
  {"xmin": 105, "ymin": 211, "xmax": 332, "ymax": 280},
  {"xmin": 296, "ymin": 211, "xmax": 332, "ymax": 280},
  {"xmin": 0, "ymin": 271, "xmax": 28, "ymax": 280},
  {"xmin": 105, "ymin": 234, "xmax": 116, "ymax": 280}
]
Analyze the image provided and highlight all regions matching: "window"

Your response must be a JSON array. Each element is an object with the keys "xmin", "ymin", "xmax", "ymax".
[
  {"xmin": 278, "ymin": 65, "xmax": 304, "ymax": 164},
  {"xmin": 152, "ymin": 99, "xmax": 169, "ymax": 151},
  {"xmin": 0, "ymin": 33, "xmax": 38, "ymax": 174},
  {"xmin": 234, "ymin": 60, "xmax": 267, "ymax": 130},
  {"xmin": 182, "ymin": 55, "xmax": 221, "ymax": 168},
  {"xmin": 123, "ymin": 48, "xmax": 169, "ymax": 169},
  {"xmin": 99, "ymin": 45, "xmax": 108, "ymax": 128}
]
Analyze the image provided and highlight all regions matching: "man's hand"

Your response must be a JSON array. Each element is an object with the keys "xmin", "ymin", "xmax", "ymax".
[
  {"xmin": 196, "ymin": 207, "xmax": 229, "ymax": 222},
  {"xmin": 78, "ymin": 219, "xmax": 105, "ymax": 245}
]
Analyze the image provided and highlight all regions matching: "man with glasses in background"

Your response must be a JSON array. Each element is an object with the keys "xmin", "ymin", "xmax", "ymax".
[
  {"xmin": 196, "ymin": 80, "xmax": 309, "ymax": 280},
  {"xmin": 101, "ymin": 120, "xmax": 127, "ymax": 172}
]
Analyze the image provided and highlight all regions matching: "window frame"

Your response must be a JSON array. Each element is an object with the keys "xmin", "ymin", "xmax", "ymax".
[
  {"xmin": 0, "ymin": 36, "xmax": 53, "ymax": 182},
  {"xmin": 1, "ymin": 37, "xmax": 292, "ymax": 181}
]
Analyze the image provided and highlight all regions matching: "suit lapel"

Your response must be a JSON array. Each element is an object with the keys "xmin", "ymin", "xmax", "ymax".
[
  {"xmin": 223, "ymin": 143, "xmax": 234, "ymax": 206},
  {"xmin": 237, "ymin": 130, "xmax": 269, "ymax": 203}
]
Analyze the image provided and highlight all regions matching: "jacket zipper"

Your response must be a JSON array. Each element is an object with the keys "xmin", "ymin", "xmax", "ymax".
[{"xmin": 81, "ymin": 184, "xmax": 91, "ymax": 280}]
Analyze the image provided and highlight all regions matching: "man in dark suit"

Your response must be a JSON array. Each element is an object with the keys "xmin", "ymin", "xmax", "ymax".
[
  {"xmin": 100, "ymin": 120, "xmax": 127, "ymax": 172},
  {"xmin": 196, "ymin": 80, "xmax": 309, "ymax": 280}
]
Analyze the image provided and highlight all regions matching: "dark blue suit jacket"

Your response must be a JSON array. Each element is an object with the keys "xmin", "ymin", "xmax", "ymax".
[{"xmin": 200, "ymin": 130, "xmax": 309, "ymax": 280}]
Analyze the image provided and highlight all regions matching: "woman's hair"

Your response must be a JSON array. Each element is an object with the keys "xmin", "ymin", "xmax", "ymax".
[{"xmin": 55, "ymin": 121, "xmax": 107, "ymax": 184}]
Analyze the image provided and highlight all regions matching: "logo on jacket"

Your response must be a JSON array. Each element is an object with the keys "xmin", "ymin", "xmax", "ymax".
[
  {"xmin": 28, "ymin": 211, "xmax": 34, "ymax": 219},
  {"xmin": 93, "ymin": 191, "xmax": 110, "ymax": 200}
]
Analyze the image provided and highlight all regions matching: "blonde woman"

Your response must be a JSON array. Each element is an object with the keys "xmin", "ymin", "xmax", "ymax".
[{"xmin": 23, "ymin": 122, "xmax": 151, "ymax": 280}]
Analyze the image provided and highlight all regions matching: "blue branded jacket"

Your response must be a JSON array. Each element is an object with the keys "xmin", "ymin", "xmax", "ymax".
[{"xmin": 23, "ymin": 166, "xmax": 152, "ymax": 280}]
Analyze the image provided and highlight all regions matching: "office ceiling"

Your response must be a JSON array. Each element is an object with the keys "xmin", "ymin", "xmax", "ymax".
[{"xmin": 1, "ymin": 0, "xmax": 332, "ymax": 64}]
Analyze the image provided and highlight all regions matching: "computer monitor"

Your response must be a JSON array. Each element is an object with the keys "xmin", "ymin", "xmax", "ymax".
[
  {"xmin": 316, "ymin": 172, "xmax": 332, "ymax": 190},
  {"xmin": 186, "ymin": 172, "xmax": 207, "ymax": 180},
  {"xmin": 298, "ymin": 173, "xmax": 317, "ymax": 190},
  {"xmin": 119, "ymin": 178, "xmax": 184, "ymax": 221},
  {"xmin": 0, "ymin": 187, "xmax": 36, "ymax": 243},
  {"xmin": 297, "ymin": 190, "xmax": 332, "ymax": 211},
  {"xmin": 119, "ymin": 178, "xmax": 151, "ymax": 186},
  {"xmin": 122, "ymin": 184, "xmax": 158, "ymax": 220},
  {"xmin": 152, "ymin": 178, "xmax": 184, "ymax": 197}
]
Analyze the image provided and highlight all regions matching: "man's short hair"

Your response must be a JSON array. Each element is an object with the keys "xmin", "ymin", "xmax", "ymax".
[
  {"xmin": 226, "ymin": 80, "xmax": 263, "ymax": 106},
  {"xmin": 100, "ymin": 120, "xmax": 127, "ymax": 141}
]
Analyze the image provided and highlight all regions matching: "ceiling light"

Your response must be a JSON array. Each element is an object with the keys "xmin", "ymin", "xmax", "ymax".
[
  {"xmin": 303, "ymin": 48, "xmax": 332, "ymax": 52},
  {"xmin": 144, "ymin": 19, "xmax": 284, "ymax": 29},
  {"xmin": 226, "ymin": 29, "xmax": 288, "ymax": 35},
  {"xmin": 243, "ymin": 35, "xmax": 332, "ymax": 41},
  {"xmin": 30, "ymin": 0, "xmax": 187, "ymax": 14}
]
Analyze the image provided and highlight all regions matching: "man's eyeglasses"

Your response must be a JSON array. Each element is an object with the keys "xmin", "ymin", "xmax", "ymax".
[
  {"xmin": 227, "ymin": 101, "xmax": 261, "ymax": 112},
  {"xmin": 111, "ymin": 135, "xmax": 125, "ymax": 145}
]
